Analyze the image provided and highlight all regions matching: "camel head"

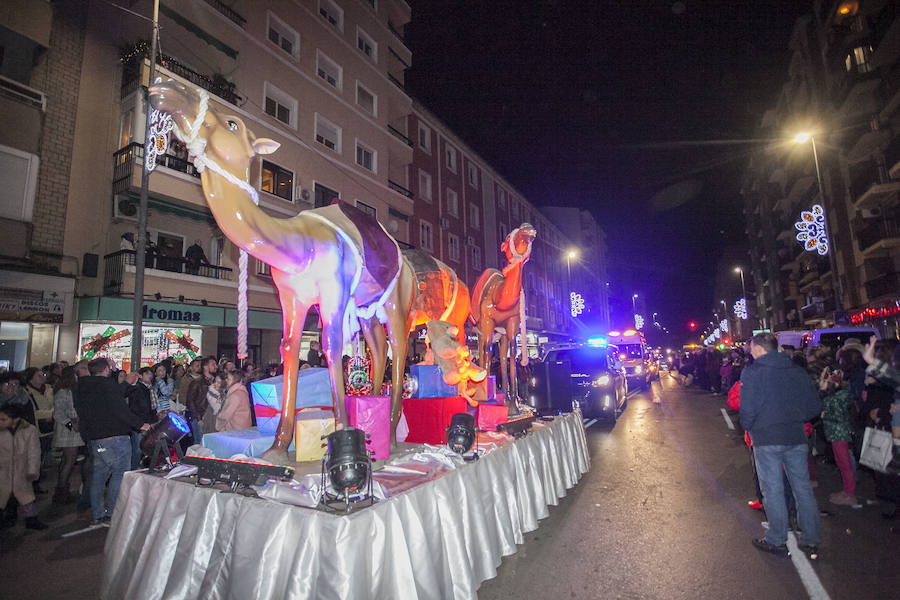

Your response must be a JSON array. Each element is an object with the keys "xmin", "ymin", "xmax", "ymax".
[
  {"xmin": 148, "ymin": 79, "xmax": 279, "ymax": 179},
  {"xmin": 501, "ymin": 222, "xmax": 537, "ymax": 263}
]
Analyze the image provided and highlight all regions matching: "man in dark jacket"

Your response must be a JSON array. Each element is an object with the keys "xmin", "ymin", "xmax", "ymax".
[
  {"xmin": 74, "ymin": 358, "xmax": 149, "ymax": 525},
  {"xmin": 740, "ymin": 332, "xmax": 822, "ymax": 558},
  {"xmin": 184, "ymin": 357, "xmax": 217, "ymax": 443},
  {"xmin": 126, "ymin": 367, "xmax": 157, "ymax": 469}
]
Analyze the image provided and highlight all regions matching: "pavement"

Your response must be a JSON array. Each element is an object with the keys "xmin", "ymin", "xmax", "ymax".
[{"xmin": 2, "ymin": 371, "xmax": 898, "ymax": 599}]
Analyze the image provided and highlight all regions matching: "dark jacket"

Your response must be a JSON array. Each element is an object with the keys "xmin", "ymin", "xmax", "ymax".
[
  {"xmin": 185, "ymin": 374, "xmax": 211, "ymax": 419},
  {"xmin": 126, "ymin": 382, "xmax": 157, "ymax": 425},
  {"xmin": 739, "ymin": 351, "xmax": 822, "ymax": 447},
  {"xmin": 73, "ymin": 376, "xmax": 144, "ymax": 440}
]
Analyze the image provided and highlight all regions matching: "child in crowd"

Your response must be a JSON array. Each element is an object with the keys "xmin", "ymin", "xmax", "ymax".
[{"xmin": 820, "ymin": 366, "xmax": 857, "ymax": 506}]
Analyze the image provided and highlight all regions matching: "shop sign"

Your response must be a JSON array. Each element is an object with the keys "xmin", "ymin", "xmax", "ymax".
[
  {"xmin": 78, "ymin": 323, "xmax": 203, "ymax": 370},
  {"xmin": 851, "ymin": 304, "xmax": 900, "ymax": 324},
  {"xmin": 0, "ymin": 287, "xmax": 65, "ymax": 323},
  {"xmin": 96, "ymin": 297, "xmax": 225, "ymax": 326}
]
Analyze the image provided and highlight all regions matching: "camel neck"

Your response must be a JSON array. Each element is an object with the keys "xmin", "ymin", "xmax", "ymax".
[{"xmin": 496, "ymin": 262, "xmax": 525, "ymax": 311}]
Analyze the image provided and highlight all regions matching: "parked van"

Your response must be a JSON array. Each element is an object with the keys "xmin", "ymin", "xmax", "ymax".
[
  {"xmin": 804, "ymin": 327, "xmax": 880, "ymax": 349},
  {"xmin": 775, "ymin": 330, "xmax": 810, "ymax": 350}
]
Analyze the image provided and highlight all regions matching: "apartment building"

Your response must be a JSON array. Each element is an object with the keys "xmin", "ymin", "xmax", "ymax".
[{"xmin": 742, "ymin": 1, "xmax": 900, "ymax": 338}]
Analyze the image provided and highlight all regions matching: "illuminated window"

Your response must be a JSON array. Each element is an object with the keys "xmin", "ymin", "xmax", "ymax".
[
  {"xmin": 316, "ymin": 50, "xmax": 342, "ymax": 90},
  {"xmin": 267, "ymin": 12, "xmax": 299, "ymax": 59},
  {"xmin": 260, "ymin": 160, "xmax": 293, "ymax": 202}
]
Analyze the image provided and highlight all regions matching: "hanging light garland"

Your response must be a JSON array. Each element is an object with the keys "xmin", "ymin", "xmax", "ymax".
[
  {"xmin": 634, "ymin": 314, "xmax": 644, "ymax": 330},
  {"xmin": 570, "ymin": 291, "xmax": 584, "ymax": 317},
  {"xmin": 719, "ymin": 319, "xmax": 728, "ymax": 332},
  {"xmin": 795, "ymin": 204, "xmax": 829, "ymax": 256},
  {"xmin": 734, "ymin": 298, "xmax": 748, "ymax": 320}
]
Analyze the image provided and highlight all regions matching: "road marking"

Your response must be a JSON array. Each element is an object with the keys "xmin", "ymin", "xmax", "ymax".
[
  {"xmin": 720, "ymin": 408, "xmax": 735, "ymax": 430},
  {"xmin": 584, "ymin": 418, "xmax": 597, "ymax": 429},
  {"xmin": 786, "ymin": 532, "xmax": 831, "ymax": 600}
]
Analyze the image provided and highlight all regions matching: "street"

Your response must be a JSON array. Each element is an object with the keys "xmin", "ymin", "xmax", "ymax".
[{"xmin": 2, "ymin": 371, "xmax": 898, "ymax": 599}]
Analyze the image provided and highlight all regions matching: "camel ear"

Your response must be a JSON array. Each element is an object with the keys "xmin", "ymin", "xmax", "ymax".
[{"xmin": 253, "ymin": 138, "xmax": 280, "ymax": 155}]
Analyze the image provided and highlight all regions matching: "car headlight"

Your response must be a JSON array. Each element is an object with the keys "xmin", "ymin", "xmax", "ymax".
[
  {"xmin": 634, "ymin": 366, "xmax": 643, "ymax": 375},
  {"xmin": 592, "ymin": 374, "xmax": 611, "ymax": 387}
]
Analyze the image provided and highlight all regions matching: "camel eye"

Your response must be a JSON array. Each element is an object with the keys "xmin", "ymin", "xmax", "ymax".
[{"xmin": 226, "ymin": 120, "xmax": 239, "ymax": 131}]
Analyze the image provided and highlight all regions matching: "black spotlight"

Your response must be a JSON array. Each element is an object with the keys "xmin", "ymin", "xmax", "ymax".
[
  {"xmin": 320, "ymin": 428, "xmax": 374, "ymax": 511},
  {"xmin": 141, "ymin": 412, "xmax": 190, "ymax": 471},
  {"xmin": 446, "ymin": 413, "xmax": 478, "ymax": 460},
  {"xmin": 178, "ymin": 294, "xmax": 185, "ymax": 302},
  {"xmin": 201, "ymin": 298, "xmax": 208, "ymax": 306},
  {"xmin": 154, "ymin": 292, "xmax": 162, "ymax": 300}
]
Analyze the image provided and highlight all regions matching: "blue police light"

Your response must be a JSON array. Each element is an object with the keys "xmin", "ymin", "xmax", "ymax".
[{"xmin": 587, "ymin": 336, "xmax": 607, "ymax": 348}]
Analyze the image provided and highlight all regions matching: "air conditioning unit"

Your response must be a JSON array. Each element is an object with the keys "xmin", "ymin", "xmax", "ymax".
[
  {"xmin": 113, "ymin": 195, "xmax": 138, "ymax": 220},
  {"xmin": 440, "ymin": 217, "xmax": 450, "ymax": 228},
  {"xmin": 300, "ymin": 187, "xmax": 311, "ymax": 201},
  {"xmin": 860, "ymin": 207, "xmax": 882, "ymax": 218}
]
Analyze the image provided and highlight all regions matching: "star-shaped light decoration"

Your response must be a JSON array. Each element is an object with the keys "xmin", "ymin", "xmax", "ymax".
[
  {"xmin": 734, "ymin": 298, "xmax": 748, "ymax": 320},
  {"xmin": 795, "ymin": 204, "xmax": 829, "ymax": 256}
]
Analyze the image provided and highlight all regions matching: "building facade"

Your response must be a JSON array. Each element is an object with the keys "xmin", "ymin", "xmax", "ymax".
[{"xmin": 742, "ymin": 1, "xmax": 900, "ymax": 339}]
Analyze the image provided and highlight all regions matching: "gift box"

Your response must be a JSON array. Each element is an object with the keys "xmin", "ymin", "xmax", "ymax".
[
  {"xmin": 409, "ymin": 364, "xmax": 458, "ymax": 398},
  {"xmin": 294, "ymin": 408, "xmax": 335, "ymax": 462},
  {"xmin": 402, "ymin": 396, "xmax": 468, "ymax": 445},
  {"xmin": 470, "ymin": 375, "xmax": 496, "ymax": 403},
  {"xmin": 251, "ymin": 368, "xmax": 333, "ymax": 434},
  {"xmin": 476, "ymin": 403, "xmax": 509, "ymax": 432},
  {"xmin": 346, "ymin": 395, "xmax": 391, "ymax": 460}
]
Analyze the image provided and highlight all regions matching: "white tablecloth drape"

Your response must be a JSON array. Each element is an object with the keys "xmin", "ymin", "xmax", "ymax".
[{"xmin": 101, "ymin": 411, "xmax": 590, "ymax": 600}]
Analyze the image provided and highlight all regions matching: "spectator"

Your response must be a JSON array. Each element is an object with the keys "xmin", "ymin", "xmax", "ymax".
[
  {"xmin": 23, "ymin": 367, "xmax": 54, "ymax": 492},
  {"xmin": 171, "ymin": 363, "xmax": 185, "ymax": 393},
  {"xmin": 740, "ymin": 332, "xmax": 822, "ymax": 558},
  {"xmin": 185, "ymin": 357, "xmax": 217, "ymax": 444},
  {"xmin": 202, "ymin": 372, "xmax": 227, "ymax": 435},
  {"xmin": 219, "ymin": 358, "xmax": 236, "ymax": 374},
  {"xmin": 307, "ymin": 341, "xmax": 323, "ymax": 367},
  {"xmin": 184, "ymin": 239, "xmax": 209, "ymax": 275},
  {"xmin": 126, "ymin": 367, "xmax": 158, "ymax": 470},
  {"xmin": 862, "ymin": 337, "xmax": 900, "ymax": 472},
  {"xmin": 217, "ymin": 370, "xmax": 252, "ymax": 432},
  {"xmin": 177, "ymin": 358, "xmax": 201, "ymax": 408},
  {"xmin": 52, "ymin": 367, "xmax": 84, "ymax": 504},
  {"xmin": 0, "ymin": 404, "xmax": 46, "ymax": 530},
  {"xmin": 153, "ymin": 363, "xmax": 175, "ymax": 416},
  {"xmin": 120, "ymin": 231, "xmax": 135, "ymax": 250},
  {"xmin": 0, "ymin": 373, "xmax": 34, "ymax": 426},
  {"xmin": 819, "ymin": 366, "xmax": 857, "ymax": 506},
  {"xmin": 74, "ymin": 358, "xmax": 148, "ymax": 525},
  {"xmin": 862, "ymin": 340, "xmax": 898, "ymax": 428}
]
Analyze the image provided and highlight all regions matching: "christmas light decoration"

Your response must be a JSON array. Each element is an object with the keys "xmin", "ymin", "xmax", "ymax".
[
  {"xmin": 345, "ymin": 354, "xmax": 373, "ymax": 396},
  {"xmin": 794, "ymin": 204, "xmax": 829, "ymax": 256},
  {"xmin": 634, "ymin": 314, "xmax": 644, "ymax": 330},
  {"xmin": 734, "ymin": 298, "xmax": 748, "ymax": 320},
  {"xmin": 720, "ymin": 319, "xmax": 728, "ymax": 332},
  {"xmin": 570, "ymin": 291, "xmax": 584, "ymax": 317},
  {"xmin": 145, "ymin": 107, "xmax": 174, "ymax": 172}
]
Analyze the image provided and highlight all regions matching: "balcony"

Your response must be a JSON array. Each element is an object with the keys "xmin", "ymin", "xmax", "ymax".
[
  {"xmin": 120, "ymin": 42, "xmax": 242, "ymax": 106},
  {"xmin": 104, "ymin": 249, "xmax": 232, "ymax": 295},
  {"xmin": 856, "ymin": 216, "xmax": 900, "ymax": 253},
  {"xmin": 388, "ymin": 21, "xmax": 408, "ymax": 47},
  {"xmin": 886, "ymin": 132, "xmax": 900, "ymax": 180},
  {"xmin": 387, "ymin": 124, "xmax": 413, "ymax": 147},
  {"xmin": 113, "ymin": 142, "xmax": 200, "ymax": 195},
  {"xmin": 388, "ymin": 179, "xmax": 413, "ymax": 198},
  {"xmin": 202, "ymin": 0, "xmax": 246, "ymax": 27},
  {"xmin": 0, "ymin": 76, "xmax": 44, "ymax": 156},
  {"xmin": 801, "ymin": 296, "xmax": 836, "ymax": 322},
  {"xmin": 865, "ymin": 272, "xmax": 900, "ymax": 300}
]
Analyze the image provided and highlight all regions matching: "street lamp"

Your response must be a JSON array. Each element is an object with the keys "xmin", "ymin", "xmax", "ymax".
[
  {"xmin": 565, "ymin": 249, "xmax": 578, "ymax": 280},
  {"xmin": 793, "ymin": 132, "xmax": 843, "ymax": 310},
  {"xmin": 734, "ymin": 266, "xmax": 747, "ymax": 302}
]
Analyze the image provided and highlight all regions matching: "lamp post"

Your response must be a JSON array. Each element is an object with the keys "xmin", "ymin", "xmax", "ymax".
[
  {"xmin": 566, "ymin": 249, "xmax": 577, "ymax": 280},
  {"xmin": 793, "ymin": 132, "xmax": 843, "ymax": 310}
]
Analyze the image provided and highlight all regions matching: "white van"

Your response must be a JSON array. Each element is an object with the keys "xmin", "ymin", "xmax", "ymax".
[
  {"xmin": 775, "ymin": 330, "xmax": 810, "ymax": 350},
  {"xmin": 804, "ymin": 327, "xmax": 880, "ymax": 349}
]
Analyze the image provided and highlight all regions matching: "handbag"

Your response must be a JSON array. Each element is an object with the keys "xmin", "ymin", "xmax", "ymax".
[{"xmin": 859, "ymin": 426, "xmax": 894, "ymax": 473}]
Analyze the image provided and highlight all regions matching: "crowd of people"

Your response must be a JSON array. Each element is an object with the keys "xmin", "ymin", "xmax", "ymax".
[
  {"xmin": 674, "ymin": 332, "xmax": 900, "ymax": 557},
  {"xmin": 0, "ymin": 354, "xmax": 269, "ymax": 531}
]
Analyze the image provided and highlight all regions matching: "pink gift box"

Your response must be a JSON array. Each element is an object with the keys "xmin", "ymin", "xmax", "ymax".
[
  {"xmin": 346, "ymin": 395, "xmax": 391, "ymax": 460},
  {"xmin": 402, "ymin": 397, "xmax": 468, "ymax": 445},
  {"xmin": 476, "ymin": 403, "xmax": 509, "ymax": 432}
]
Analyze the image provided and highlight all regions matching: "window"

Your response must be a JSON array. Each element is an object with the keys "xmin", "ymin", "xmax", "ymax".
[
  {"xmin": 499, "ymin": 223, "xmax": 508, "ymax": 242},
  {"xmin": 497, "ymin": 187, "xmax": 507, "ymax": 209},
  {"xmin": 315, "ymin": 114, "xmax": 341, "ymax": 152},
  {"xmin": 511, "ymin": 199, "xmax": 519, "ymax": 220},
  {"xmin": 356, "ymin": 200, "xmax": 376, "ymax": 219},
  {"xmin": 445, "ymin": 144, "xmax": 457, "ymax": 172},
  {"xmin": 448, "ymin": 234, "xmax": 460, "ymax": 261},
  {"xmin": 256, "ymin": 258, "xmax": 271, "ymax": 276},
  {"xmin": 267, "ymin": 12, "xmax": 299, "ymax": 58},
  {"xmin": 446, "ymin": 188, "xmax": 458, "ymax": 216},
  {"xmin": 0, "ymin": 144, "xmax": 38, "ymax": 222},
  {"xmin": 472, "ymin": 245, "xmax": 481, "ymax": 270},
  {"xmin": 356, "ymin": 27, "xmax": 377, "ymax": 63},
  {"xmin": 418, "ymin": 124, "xmax": 431, "ymax": 153},
  {"xmin": 355, "ymin": 140, "xmax": 376, "ymax": 172},
  {"xmin": 261, "ymin": 160, "xmax": 294, "ymax": 201},
  {"xmin": 263, "ymin": 82, "xmax": 297, "ymax": 128},
  {"xmin": 316, "ymin": 51, "xmax": 342, "ymax": 90},
  {"xmin": 851, "ymin": 45, "xmax": 873, "ymax": 73},
  {"xmin": 419, "ymin": 220, "xmax": 433, "ymax": 251},
  {"xmin": 319, "ymin": 0, "xmax": 343, "ymax": 31},
  {"xmin": 314, "ymin": 182, "xmax": 339, "ymax": 207},
  {"xmin": 356, "ymin": 82, "xmax": 376, "ymax": 116},
  {"xmin": 468, "ymin": 203, "xmax": 480, "ymax": 229},
  {"xmin": 418, "ymin": 169, "xmax": 432, "ymax": 202},
  {"xmin": 467, "ymin": 163, "xmax": 479, "ymax": 187},
  {"xmin": 210, "ymin": 235, "xmax": 225, "ymax": 266}
]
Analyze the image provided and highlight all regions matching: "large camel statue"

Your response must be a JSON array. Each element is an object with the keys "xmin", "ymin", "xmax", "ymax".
[
  {"xmin": 149, "ymin": 81, "xmax": 470, "ymax": 463},
  {"xmin": 471, "ymin": 224, "xmax": 537, "ymax": 407}
]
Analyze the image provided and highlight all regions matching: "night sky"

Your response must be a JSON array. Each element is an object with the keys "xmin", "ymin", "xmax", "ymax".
[{"xmin": 406, "ymin": 0, "xmax": 805, "ymax": 340}]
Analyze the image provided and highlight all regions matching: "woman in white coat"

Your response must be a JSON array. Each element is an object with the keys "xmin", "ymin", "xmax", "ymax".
[
  {"xmin": 216, "ymin": 370, "xmax": 252, "ymax": 432},
  {"xmin": 0, "ymin": 403, "xmax": 46, "ymax": 529}
]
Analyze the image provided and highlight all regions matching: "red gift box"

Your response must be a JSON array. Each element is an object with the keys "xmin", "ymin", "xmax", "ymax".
[
  {"xmin": 476, "ymin": 403, "xmax": 509, "ymax": 432},
  {"xmin": 402, "ymin": 396, "xmax": 468, "ymax": 445},
  {"xmin": 346, "ymin": 395, "xmax": 391, "ymax": 460}
]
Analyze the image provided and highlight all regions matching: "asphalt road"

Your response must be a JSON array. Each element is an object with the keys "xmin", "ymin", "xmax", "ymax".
[
  {"xmin": 3, "ymin": 371, "xmax": 898, "ymax": 599},
  {"xmin": 478, "ymin": 371, "xmax": 899, "ymax": 600}
]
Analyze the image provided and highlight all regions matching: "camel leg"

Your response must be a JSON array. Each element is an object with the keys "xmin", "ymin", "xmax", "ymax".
[
  {"xmin": 384, "ymin": 310, "xmax": 410, "ymax": 448},
  {"xmin": 262, "ymin": 293, "xmax": 308, "ymax": 464},
  {"xmin": 498, "ymin": 334, "xmax": 510, "ymax": 405},
  {"xmin": 507, "ymin": 317, "xmax": 520, "ymax": 413},
  {"xmin": 361, "ymin": 319, "xmax": 387, "ymax": 394}
]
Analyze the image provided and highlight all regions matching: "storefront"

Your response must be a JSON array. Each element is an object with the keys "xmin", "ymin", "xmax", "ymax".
[
  {"xmin": 0, "ymin": 269, "xmax": 76, "ymax": 370},
  {"xmin": 850, "ymin": 301, "xmax": 900, "ymax": 340}
]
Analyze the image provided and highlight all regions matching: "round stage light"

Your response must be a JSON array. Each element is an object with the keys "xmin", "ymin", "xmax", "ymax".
[
  {"xmin": 325, "ymin": 428, "xmax": 371, "ymax": 493},
  {"xmin": 446, "ymin": 413, "xmax": 476, "ymax": 455},
  {"xmin": 141, "ymin": 412, "xmax": 191, "ymax": 469}
]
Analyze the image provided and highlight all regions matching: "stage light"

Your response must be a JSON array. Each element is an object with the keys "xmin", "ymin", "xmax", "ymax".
[
  {"xmin": 201, "ymin": 298, "xmax": 208, "ymax": 306},
  {"xmin": 446, "ymin": 413, "xmax": 476, "ymax": 456},
  {"xmin": 321, "ymin": 428, "xmax": 373, "ymax": 510},
  {"xmin": 141, "ymin": 412, "xmax": 190, "ymax": 470},
  {"xmin": 624, "ymin": 329, "xmax": 637, "ymax": 337},
  {"xmin": 178, "ymin": 295, "xmax": 185, "ymax": 302},
  {"xmin": 154, "ymin": 292, "xmax": 162, "ymax": 300},
  {"xmin": 608, "ymin": 331, "xmax": 621, "ymax": 337}
]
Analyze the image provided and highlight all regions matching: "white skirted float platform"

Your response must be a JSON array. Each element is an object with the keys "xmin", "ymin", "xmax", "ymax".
[{"xmin": 100, "ymin": 411, "xmax": 589, "ymax": 600}]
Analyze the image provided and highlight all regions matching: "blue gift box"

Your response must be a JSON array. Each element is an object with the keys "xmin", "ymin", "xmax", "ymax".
[
  {"xmin": 251, "ymin": 368, "xmax": 335, "ymax": 434},
  {"xmin": 409, "ymin": 364, "xmax": 459, "ymax": 398}
]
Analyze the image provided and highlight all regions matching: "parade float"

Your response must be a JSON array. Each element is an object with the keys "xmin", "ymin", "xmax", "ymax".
[{"xmin": 99, "ymin": 80, "xmax": 589, "ymax": 600}]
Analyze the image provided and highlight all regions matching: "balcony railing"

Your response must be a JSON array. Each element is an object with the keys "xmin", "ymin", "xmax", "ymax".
[
  {"xmin": 857, "ymin": 216, "xmax": 900, "ymax": 251},
  {"xmin": 104, "ymin": 249, "xmax": 233, "ymax": 295},
  {"xmin": 113, "ymin": 142, "xmax": 200, "ymax": 194},
  {"xmin": 202, "ymin": 0, "xmax": 246, "ymax": 27},
  {"xmin": 387, "ymin": 124, "xmax": 413, "ymax": 147},
  {"xmin": 865, "ymin": 272, "xmax": 900, "ymax": 300},
  {"xmin": 388, "ymin": 179, "xmax": 413, "ymax": 198},
  {"xmin": 801, "ymin": 296, "xmax": 836, "ymax": 321},
  {"xmin": 388, "ymin": 21, "xmax": 408, "ymax": 47},
  {"xmin": 388, "ymin": 72, "xmax": 405, "ymax": 91},
  {"xmin": 120, "ymin": 42, "xmax": 242, "ymax": 105}
]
